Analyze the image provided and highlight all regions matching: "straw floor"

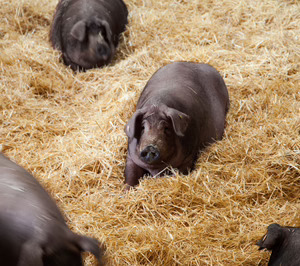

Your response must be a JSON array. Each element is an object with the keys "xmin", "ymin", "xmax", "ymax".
[{"xmin": 0, "ymin": 0, "xmax": 299, "ymax": 265}]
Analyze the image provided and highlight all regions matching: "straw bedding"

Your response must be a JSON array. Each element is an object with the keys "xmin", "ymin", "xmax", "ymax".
[{"xmin": 0, "ymin": 0, "xmax": 299, "ymax": 265}]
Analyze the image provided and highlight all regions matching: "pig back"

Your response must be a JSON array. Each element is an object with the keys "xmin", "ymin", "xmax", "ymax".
[
  {"xmin": 0, "ymin": 154, "xmax": 66, "ymax": 258},
  {"xmin": 61, "ymin": 0, "xmax": 128, "ymax": 46},
  {"xmin": 137, "ymin": 62, "xmax": 229, "ymax": 146},
  {"xmin": 0, "ymin": 154, "xmax": 64, "ymax": 222}
]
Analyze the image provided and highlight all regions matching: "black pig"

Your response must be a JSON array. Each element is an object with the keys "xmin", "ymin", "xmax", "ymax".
[
  {"xmin": 50, "ymin": 0, "xmax": 128, "ymax": 71},
  {"xmin": 257, "ymin": 223, "xmax": 300, "ymax": 266},
  {"xmin": 124, "ymin": 62, "xmax": 230, "ymax": 188},
  {"xmin": 0, "ymin": 153, "xmax": 103, "ymax": 266}
]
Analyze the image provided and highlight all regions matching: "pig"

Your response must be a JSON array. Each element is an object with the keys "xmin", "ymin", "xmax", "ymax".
[
  {"xmin": 0, "ymin": 153, "xmax": 103, "ymax": 266},
  {"xmin": 50, "ymin": 0, "xmax": 128, "ymax": 71},
  {"xmin": 257, "ymin": 223, "xmax": 300, "ymax": 266},
  {"xmin": 124, "ymin": 62, "xmax": 230, "ymax": 188}
]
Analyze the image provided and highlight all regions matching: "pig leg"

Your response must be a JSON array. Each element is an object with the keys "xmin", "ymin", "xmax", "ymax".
[
  {"xmin": 124, "ymin": 156, "xmax": 147, "ymax": 187},
  {"xmin": 62, "ymin": 54, "xmax": 82, "ymax": 71}
]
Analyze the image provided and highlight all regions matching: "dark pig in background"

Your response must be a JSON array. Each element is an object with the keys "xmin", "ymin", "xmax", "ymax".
[
  {"xmin": 124, "ymin": 62, "xmax": 230, "ymax": 188},
  {"xmin": 50, "ymin": 0, "xmax": 128, "ymax": 71},
  {"xmin": 0, "ymin": 153, "xmax": 103, "ymax": 266},
  {"xmin": 257, "ymin": 223, "xmax": 300, "ymax": 266}
]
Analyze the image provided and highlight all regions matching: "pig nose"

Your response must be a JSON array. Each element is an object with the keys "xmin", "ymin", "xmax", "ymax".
[
  {"xmin": 140, "ymin": 145, "xmax": 160, "ymax": 164},
  {"xmin": 97, "ymin": 45, "xmax": 110, "ymax": 59}
]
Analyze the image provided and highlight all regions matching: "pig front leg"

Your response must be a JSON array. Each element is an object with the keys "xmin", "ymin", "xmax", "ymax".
[
  {"xmin": 62, "ymin": 54, "xmax": 82, "ymax": 72},
  {"xmin": 124, "ymin": 156, "xmax": 147, "ymax": 188}
]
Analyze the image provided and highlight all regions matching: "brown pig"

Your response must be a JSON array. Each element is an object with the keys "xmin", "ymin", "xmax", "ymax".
[
  {"xmin": 124, "ymin": 62, "xmax": 230, "ymax": 188},
  {"xmin": 50, "ymin": 0, "xmax": 128, "ymax": 71},
  {"xmin": 0, "ymin": 153, "xmax": 103, "ymax": 266}
]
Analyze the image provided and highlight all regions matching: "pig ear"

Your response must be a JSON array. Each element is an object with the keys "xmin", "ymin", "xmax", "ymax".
[
  {"xmin": 70, "ymin": 20, "xmax": 86, "ymax": 41},
  {"xmin": 18, "ymin": 240, "xmax": 44, "ymax": 266},
  {"xmin": 73, "ymin": 234, "xmax": 104, "ymax": 262},
  {"xmin": 125, "ymin": 109, "xmax": 145, "ymax": 140},
  {"xmin": 165, "ymin": 107, "xmax": 190, "ymax": 137},
  {"xmin": 95, "ymin": 18, "xmax": 112, "ymax": 43},
  {"xmin": 256, "ymin": 224, "xmax": 282, "ymax": 250}
]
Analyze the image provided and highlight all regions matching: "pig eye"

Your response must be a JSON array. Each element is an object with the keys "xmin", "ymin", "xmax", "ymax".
[
  {"xmin": 164, "ymin": 126, "xmax": 172, "ymax": 135},
  {"xmin": 141, "ymin": 125, "xmax": 145, "ymax": 134}
]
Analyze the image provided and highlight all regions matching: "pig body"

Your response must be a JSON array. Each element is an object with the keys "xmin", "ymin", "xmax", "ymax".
[
  {"xmin": 0, "ymin": 153, "xmax": 102, "ymax": 266},
  {"xmin": 124, "ymin": 62, "xmax": 230, "ymax": 187},
  {"xmin": 50, "ymin": 0, "xmax": 128, "ymax": 71},
  {"xmin": 257, "ymin": 223, "xmax": 300, "ymax": 266}
]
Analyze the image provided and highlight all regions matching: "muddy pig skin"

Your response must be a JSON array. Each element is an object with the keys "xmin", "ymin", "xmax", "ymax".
[
  {"xmin": 124, "ymin": 62, "xmax": 230, "ymax": 188},
  {"xmin": 0, "ymin": 153, "xmax": 103, "ymax": 266},
  {"xmin": 50, "ymin": 0, "xmax": 128, "ymax": 71},
  {"xmin": 257, "ymin": 224, "xmax": 300, "ymax": 266}
]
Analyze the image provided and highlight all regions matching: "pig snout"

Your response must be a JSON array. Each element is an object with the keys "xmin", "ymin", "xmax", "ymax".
[
  {"xmin": 140, "ymin": 145, "xmax": 160, "ymax": 163},
  {"xmin": 97, "ymin": 43, "xmax": 110, "ymax": 60}
]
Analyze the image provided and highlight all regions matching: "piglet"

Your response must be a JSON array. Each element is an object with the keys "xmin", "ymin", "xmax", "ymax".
[
  {"xmin": 0, "ymin": 153, "xmax": 103, "ymax": 266},
  {"xmin": 124, "ymin": 62, "xmax": 230, "ymax": 188},
  {"xmin": 50, "ymin": 0, "xmax": 128, "ymax": 71},
  {"xmin": 257, "ymin": 223, "xmax": 300, "ymax": 266}
]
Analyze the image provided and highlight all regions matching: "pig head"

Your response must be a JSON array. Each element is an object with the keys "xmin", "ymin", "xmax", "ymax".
[
  {"xmin": 50, "ymin": 0, "xmax": 128, "ymax": 71},
  {"xmin": 124, "ymin": 62, "xmax": 230, "ymax": 188},
  {"xmin": 257, "ymin": 223, "xmax": 300, "ymax": 266},
  {"xmin": 0, "ymin": 153, "xmax": 103, "ymax": 266},
  {"xmin": 125, "ymin": 104, "xmax": 191, "ymax": 187},
  {"xmin": 63, "ymin": 18, "xmax": 115, "ymax": 71}
]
